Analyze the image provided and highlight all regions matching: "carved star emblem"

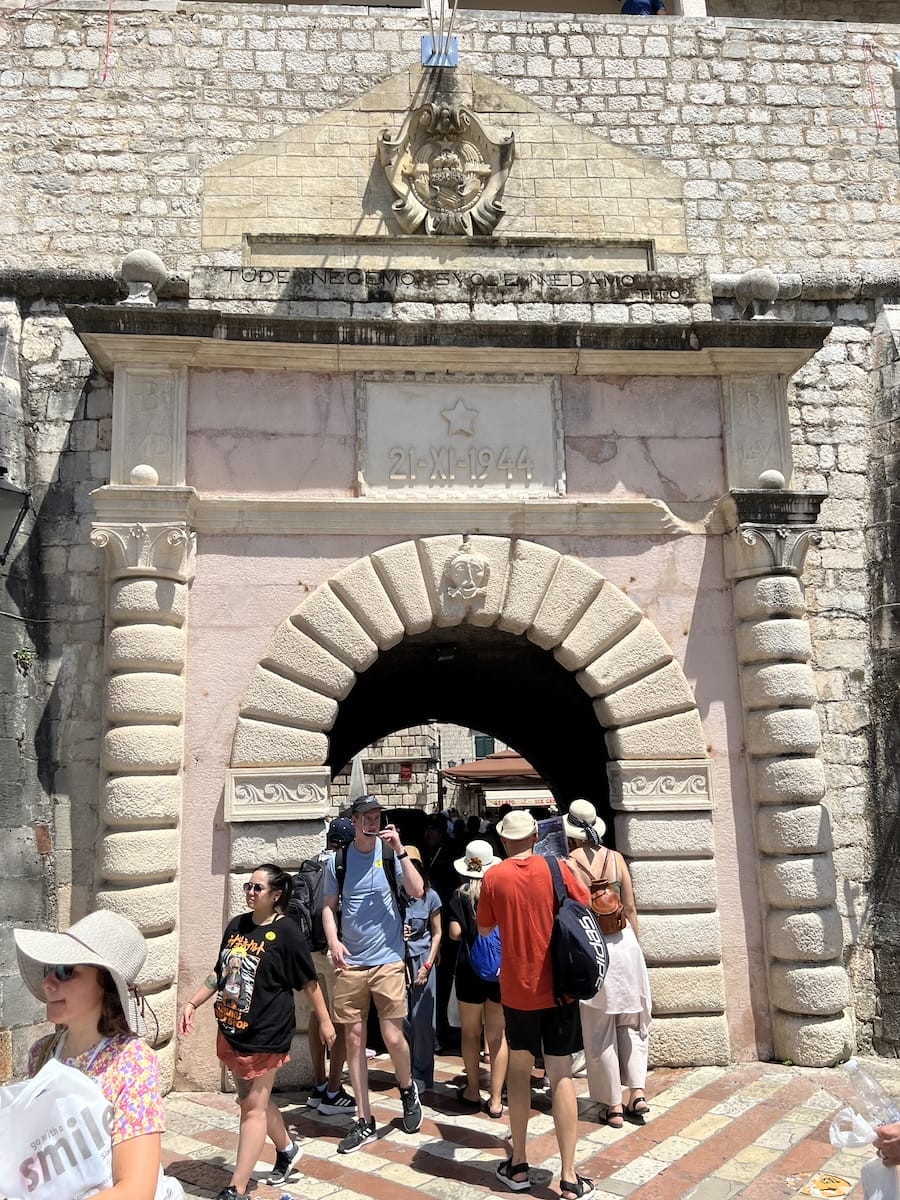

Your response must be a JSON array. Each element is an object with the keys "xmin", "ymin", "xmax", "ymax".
[{"xmin": 441, "ymin": 398, "xmax": 478, "ymax": 437}]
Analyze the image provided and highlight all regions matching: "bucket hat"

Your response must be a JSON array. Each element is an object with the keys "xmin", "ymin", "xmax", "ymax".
[
  {"xmin": 453, "ymin": 839, "xmax": 500, "ymax": 879},
  {"xmin": 14, "ymin": 910, "xmax": 147, "ymax": 1034},
  {"xmin": 563, "ymin": 798, "xmax": 606, "ymax": 846},
  {"xmin": 496, "ymin": 810, "xmax": 537, "ymax": 840}
]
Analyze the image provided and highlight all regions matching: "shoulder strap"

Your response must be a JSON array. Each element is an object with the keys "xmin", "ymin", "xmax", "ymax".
[
  {"xmin": 546, "ymin": 855, "xmax": 566, "ymax": 910},
  {"xmin": 604, "ymin": 848, "xmax": 618, "ymax": 884},
  {"xmin": 382, "ymin": 843, "xmax": 406, "ymax": 914},
  {"xmin": 335, "ymin": 845, "xmax": 346, "ymax": 898}
]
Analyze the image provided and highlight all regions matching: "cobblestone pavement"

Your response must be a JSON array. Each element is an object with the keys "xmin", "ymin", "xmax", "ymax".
[{"xmin": 161, "ymin": 1055, "xmax": 899, "ymax": 1200}]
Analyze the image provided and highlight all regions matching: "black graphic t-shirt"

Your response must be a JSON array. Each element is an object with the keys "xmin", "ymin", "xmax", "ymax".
[{"xmin": 213, "ymin": 913, "xmax": 315, "ymax": 1054}]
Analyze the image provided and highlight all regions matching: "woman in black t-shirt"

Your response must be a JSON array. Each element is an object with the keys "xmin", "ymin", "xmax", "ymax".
[{"xmin": 180, "ymin": 864, "xmax": 336, "ymax": 1200}]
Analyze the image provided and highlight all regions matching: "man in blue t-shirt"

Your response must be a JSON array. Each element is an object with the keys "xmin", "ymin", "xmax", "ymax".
[
  {"xmin": 322, "ymin": 794, "xmax": 425, "ymax": 1154},
  {"xmin": 621, "ymin": 0, "xmax": 666, "ymax": 13}
]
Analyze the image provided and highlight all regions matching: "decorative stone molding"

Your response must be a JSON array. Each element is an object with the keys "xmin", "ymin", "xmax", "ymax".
[
  {"xmin": 377, "ymin": 99, "xmax": 515, "ymax": 236},
  {"xmin": 119, "ymin": 248, "xmax": 168, "ymax": 307},
  {"xmin": 91, "ymin": 520, "xmax": 195, "ymax": 582},
  {"xmin": 225, "ymin": 767, "xmax": 330, "ymax": 822},
  {"xmin": 443, "ymin": 535, "xmax": 491, "ymax": 606},
  {"xmin": 608, "ymin": 760, "xmax": 714, "ymax": 812}
]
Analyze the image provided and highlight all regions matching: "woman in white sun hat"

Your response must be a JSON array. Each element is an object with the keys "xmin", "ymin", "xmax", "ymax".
[
  {"xmin": 564, "ymin": 799, "xmax": 652, "ymax": 1128},
  {"xmin": 447, "ymin": 838, "xmax": 509, "ymax": 1118},
  {"xmin": 14, "ymin": 909, "xmax": 165, "ymax": 1200}
]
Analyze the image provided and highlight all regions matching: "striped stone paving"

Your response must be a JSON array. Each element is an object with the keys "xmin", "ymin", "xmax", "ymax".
[{"xmin": 161, "ymin": 1056, "xmax": 892, "ymax": 1200}]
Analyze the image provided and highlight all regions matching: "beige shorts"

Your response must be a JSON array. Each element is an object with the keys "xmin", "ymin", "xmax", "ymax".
[
  {"xmin": 333, "ymin": 961, "xmax": 408, "ymax": 1023},
  {"xmin": 312, "ymin": 949, "xmax": 337, "ymax": 1013}
]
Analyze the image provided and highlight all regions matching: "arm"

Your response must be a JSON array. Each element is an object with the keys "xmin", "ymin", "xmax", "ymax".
[
  {"xmin": 179, "ymin": 973, "xmax": 218, "ymax": 1036},
  {"xmin": 875, "ymin": 1122, "xmax": 900, "ymax": 1167},
  {"xmin": 303, "ymin": 978, "xmax": 336, "ymax": 1047},
  {"xmin": 416, "ymin": 905, "xmax": 443, "ymax": 986},
  {"xmin": 322, "ymin": 892, "xmax": 350, "ymax": 968},
  {"xmin": 92, "ymin": 1133, "xmax": 161, "ymax": 1200},
  {"xmin": 616, "ymin": 851, "xmax": 639, "ymax": 939},
  {"xmin": 477, "ymin": 879, "xmax": 496, "ymax": 938},
  {"xmin": 448, "ymin": 920, "xmax": 464, "ymax": 942},
  {"xmin": 380, "ymin": 824, "xmax": 424, "ymax": 899}
]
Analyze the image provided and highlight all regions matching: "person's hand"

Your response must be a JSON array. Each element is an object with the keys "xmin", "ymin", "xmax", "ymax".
[
  {"xmin": 415, "ymin": 965, "xmax": 430, "ymax": 986},
  {"xmin": 874, "ymin": 1121, "xmax": 900, "ymax": 1166},
  {"xmin": 329, "ymin": 939, "xmax": 350, "ymax": 969},
  {"xmin": 379, "ymin": 823, "xmax": 403, "ymax": 853},
  {"xmin": 179, "ymin": 1003, "xmax": 196, "ymax": 1036},
  {"xmin": 318, "ymin": 1017, "xmax": 337, "ymax": 1050}
]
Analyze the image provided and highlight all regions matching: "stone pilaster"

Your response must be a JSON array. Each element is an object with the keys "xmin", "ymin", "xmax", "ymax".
[
  {"xmin": 90, "ymin": 517, "xmax": 195, "ymax": 1086},
  {"xmin": 723, "ymin": 489, "xmax": 853, "ymax": 1066}
]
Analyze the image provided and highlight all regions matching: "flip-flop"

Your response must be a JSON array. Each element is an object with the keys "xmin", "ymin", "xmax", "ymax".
[
  {"xmin": 496, "ymin": 1160, "xmax": 531, "ymax": 1192},
  {"xmin": 484, "ymin": 1101, "xmax": 504, "ymax": 1119},
  {"xmin": 456, "ymin": 1085, "xmax": 482, "ymax": 1108},
  {"xmin": 559, "ymin": 1175, "xmax": 594, "ymax": 1200}
]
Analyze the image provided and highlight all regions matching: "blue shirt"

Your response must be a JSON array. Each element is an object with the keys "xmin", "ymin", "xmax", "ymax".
[
  {"xmin": 324, "ymin": 842, "xmax": 405, "ymax": 967},
  {"xmin": 404, "ymin": 888, "xmax": 441, "ymax": 959}
]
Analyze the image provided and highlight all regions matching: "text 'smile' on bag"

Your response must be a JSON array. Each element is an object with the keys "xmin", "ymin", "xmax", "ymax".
[{"xmin": 546, "ymin": 856, "xmax": 609, "ymax": 1004}]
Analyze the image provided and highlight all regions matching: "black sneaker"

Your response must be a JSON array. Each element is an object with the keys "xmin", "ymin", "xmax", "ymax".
[
  {"xmin": 268, "ymin": 1140, "xmax": 301, "ymax": 1184},
  {"xmin": 318, "ymin": 1086, "xmax": 357, "ymax": 1115},
  {"xmin": 215, "ymin": 1188, "xmax": 252, "ymax": 1200},
  {"xmin": 400, "ymin": 1082, "xmax": 422, "ymax": 1133},
  {"xmin": 338, "ymin": 1116, "xmax": 377, "ymax": 1154},
  {"xmin": 306, "ymin": 1082, "xmax": 327, "ymax": 1109}
]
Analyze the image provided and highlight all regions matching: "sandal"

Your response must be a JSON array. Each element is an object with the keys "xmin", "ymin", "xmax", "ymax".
[
  {"xmin": 599, "ymin": 1106, "xmax": 624, "ymax": 1128},
  {"xmin": 560, "ymin": 1176, "xmax": 595, "ymax": 1200},
  {"xmin": 484, "ymin": 1101, "xmax": 504, "ymax": 1119},
  {"xmin": 561, "ymin": 1171, "xmax": 595, "ymax": 1200},
  {"xmin": 624, "ymin": 1097, "xmax": 649, "ymax": 1123},
  {"xmin": 496, "ymin": 1160, "xmax": 531, "ymax": 1192},
  {"xmin": 456, "ymin": 1085, "xmax": 482, "ymax": 1109}
]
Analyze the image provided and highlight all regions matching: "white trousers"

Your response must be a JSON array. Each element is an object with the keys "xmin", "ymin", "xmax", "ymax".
[{"xmin": 579, "ymin": 1003, "xmax": 649, "ymax": 1107}]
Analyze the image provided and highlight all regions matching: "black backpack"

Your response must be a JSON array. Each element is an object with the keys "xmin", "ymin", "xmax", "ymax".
[
  {"xmin": 546, "ymin": 856, "xmax": 609, "ymax": 1004},
  {"xmin": 288, "ymin": 858, "xmax": 328, "ymax": 952}
]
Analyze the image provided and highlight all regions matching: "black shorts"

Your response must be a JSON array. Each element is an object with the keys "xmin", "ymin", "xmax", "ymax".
[
  {"xmin": 455, "ymin": 960, "xmax": 501, "ymax": 1007},
  {"xmin": 503, "ymin": 1001, "xmax": 582, "ymax": 1058}
]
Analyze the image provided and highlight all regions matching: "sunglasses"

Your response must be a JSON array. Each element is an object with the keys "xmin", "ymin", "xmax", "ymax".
[
  {"xmin": 242, "ymin": 882, "xmax": 268, "ymax": 894},
  {"xmin": 44, "ymin": 964, "xmax": 79, "ymax": 982}
]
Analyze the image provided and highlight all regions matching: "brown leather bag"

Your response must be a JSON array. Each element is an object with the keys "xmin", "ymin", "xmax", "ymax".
[{"xmin": 587, "ymin": 849, "xmax": 626, "ymax": 935}]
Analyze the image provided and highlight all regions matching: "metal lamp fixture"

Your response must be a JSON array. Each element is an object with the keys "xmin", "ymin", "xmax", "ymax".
[{"xmin": 0, "ymin": 467, "xmax": 31, "ymax": 566}]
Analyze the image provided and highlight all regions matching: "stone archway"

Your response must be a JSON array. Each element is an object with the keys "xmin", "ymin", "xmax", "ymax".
[{"xmin": 227, "ymin": 534, "xmax": 729, "ymax": 1065}]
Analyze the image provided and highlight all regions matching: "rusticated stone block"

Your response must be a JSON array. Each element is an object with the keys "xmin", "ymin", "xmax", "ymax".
[
  {"xmin": 101, "ymin": 828, "xmax": 178, "ymax": 882},
  {"xmin": 772, "ymin": 1009, "xmax": 853, "ymax": 1068},
  {"xmin": 735, "ymin": 618, "xmax": 811, "ymax": 664},
  {"xmin": 95, "ymin": 881, "xmax": 178, "ymax": 934},
  {"xmin": 103, "ymin": 725, "xmax": 183, "ymax": 773},
  {"xmin": 606, "ymin": 710, "xmax": 706, "ymax": 760},
  {"xmin": 529, "ymin": 556, "xmax": 603, "ymax": 649},
  {"xmin": 766, "ymin": 907, "xmax": 844, "ymax": 962},
  {"xmin": 639, "ymin": 912, "xmax": 722, "ymax": 964},
  {"xmin": 578, "ymin": 621, "xmax": 673, "ymax": 697},
  {"xmin": 553, "ymin": 580, "xmax": 642, "ymax": 671},
  {"xmin": 139, "ymin": 930, "xmax": 178, "ymax": 991},
  {"xmin": 745, "ymin": 708, "xmax": 822, "ymax": 757},
  {"xmin": 629, "ymin": 859, "xmax": 718, "ymax": 910},
  {"xmin": 145, "ymin": 983, "xmax": 176, "ymax": 1044},
  {"xmin": 769, "ymin": 962, "xmax": 850, "ymax": 1015},
  {"xmin": 752, "ymin": 755, "xmax": 827, "ymax": 805},
  {"xmin": 108, "ymin": 624, "xmax": 186, "ymax": 672},
  {"xmin": 616, "ymin": 812, "xmax": 715, "ymax": 858},
  {"xmin": 156, "ymin": 1036, "xmax": 175, "ymax": 1092},
  {"xmin": 648, "ymin": 1013, "xmax": 731, "ymax": 1066},
  {"xmin": 371, "ymin": 540, "xmax": 434, "ymax": 635},
  {"xmin": 230, "ymin": 829, "xmax": 324, "ymax": 873},
  {"xmin": 231, "ymin": 717, "xmax": 328, "ymax": 767},
  {"xmin": 497, "ymin": 540, "xmax": 560, "ymax": 635},
  {"xmin": 330, "ymin": 557, "xmax": 406, "ymax": 649},
  {"xmin": 106, "ymin": 672, "xmax": 184, "ymax": 724},
  {"xmin": 265, "ymin": 622, "xmax": 355, "ymax": 700},
  {"xmin": 110, "ymin": 578, "xmax": 187, "ymax": 626},
  {"xmin": 756, "ymin": 805, "xmax": 833, "ymax": 855},
  {"xmin": 594, "ymin": 660, "xmax": 697, "ymax": 729},
  {"xmin": 292, "ymin": 584, "xmax": 378, "ymax": 670},
  {"xmin": 103, "ymin": 775, "xmax": 181, "ymax": 827},
  {"xmin": 760, "ymin": 855, "xmax": 837, "ymax": 908},
  {"xmin": 742, "ymin": 662, "xmax": 817, "ymax": 709},
  {"xmin": 733, "ymin": 575, "xmax": 805, "ymax": 621},
  {"xmin": 242, "ymin": 666, "xmax": 338, "ymax": 731},
  {"xmin": 647, "ymin": 964, "xmax": 726, "ymax": 1014}
]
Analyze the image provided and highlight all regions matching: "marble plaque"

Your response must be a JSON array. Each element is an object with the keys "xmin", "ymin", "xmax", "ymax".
[
  {"xmin": 720, "ymin": 374, "xmax": 792, "ymax": 489},
  {"xmin": 360, "ymin": 379, "xmax": 563, "ymax": 497},
  {"xmin": 225, "ymin": 767, "xmax": 330, "ymax": 821}
]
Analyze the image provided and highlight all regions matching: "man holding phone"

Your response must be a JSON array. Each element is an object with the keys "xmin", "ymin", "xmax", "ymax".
[{"xmin": 322, "ymin": 795, "xmax": 425, "ymax": 1153}]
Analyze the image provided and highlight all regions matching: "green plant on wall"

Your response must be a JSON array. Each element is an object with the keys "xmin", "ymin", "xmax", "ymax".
[{"xmin": 12, "ymin": 646, "xmax": 36, "ymax": 676}]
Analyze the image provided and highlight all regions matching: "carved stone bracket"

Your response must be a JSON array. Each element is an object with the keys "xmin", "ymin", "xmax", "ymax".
[
  {"xmin": 377, "ymin": 100, "xmax": 515, "ymax": 236},
  {"xmin": 225, "ymin": 767, "xmax": 331, "ymax": 822},
  {"xmin": 726, "ymin": 523, "xmax": 823, "ymax": 580},
  {"xmin": 608, "ymin": 759, "xmax": 714, "ymax": 812},
  {"xmin": 91, "ymin": 521, "xmax": 196, "ymax": 582}
]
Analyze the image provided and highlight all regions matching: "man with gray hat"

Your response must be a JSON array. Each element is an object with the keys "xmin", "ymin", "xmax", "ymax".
[
  {"xmin": 322, "ymin": 795, "xmax": 425, "ymax": 1153},
  {"xmin": 478, "ymin": 809, "xmax": 595, "ymax": 1200}
]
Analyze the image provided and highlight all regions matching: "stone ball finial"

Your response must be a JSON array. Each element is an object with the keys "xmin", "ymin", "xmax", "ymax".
[
  {"xmin": 758, "ymin": 469, "xmax": 786, "ymax": 490},
  {"xmin": 735, "ymin": 267, "xmax": 780, "ymax": 320},
  {"xmin": 130, "ymin": 463, "xmax": 159, "ymax": 486},
  {"xmin": 119, "ymin": 249, "xmax": 168, "ymax": 307}
]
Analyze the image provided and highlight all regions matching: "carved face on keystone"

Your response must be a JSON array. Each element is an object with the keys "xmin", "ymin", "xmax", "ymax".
[{"xmin": 446, "ymin": 540, "xmax": 490, "ymax": 601}]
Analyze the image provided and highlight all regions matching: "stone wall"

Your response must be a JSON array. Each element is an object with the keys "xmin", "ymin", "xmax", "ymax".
[
  {"xmin": 709, "ymin": 2, "xmax": 899, "ymax": 20},
  {"xmin": 330, "ymin": 724, "xmax": 440, "ymax": 809}
]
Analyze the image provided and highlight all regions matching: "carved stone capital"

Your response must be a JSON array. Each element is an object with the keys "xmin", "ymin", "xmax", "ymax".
[
  {"xmin": 724, "ymin": 523, "xmax": 823, "ymax": 581},
  {"xmin": 225, "ymin": 767, "xmax": 330, "ymax": 822},
  {"xmin": 91, "ymin": 521, "xmax": 196, "ymax": 582},
  {"xmin": 607, "ymin": 759, "xmax": 714, "ymax": 812}
]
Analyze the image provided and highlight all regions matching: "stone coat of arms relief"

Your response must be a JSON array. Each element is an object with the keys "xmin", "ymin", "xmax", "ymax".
[{"xmin": 377, "ymin": 100, "xmax": 515, "ymax": 236}]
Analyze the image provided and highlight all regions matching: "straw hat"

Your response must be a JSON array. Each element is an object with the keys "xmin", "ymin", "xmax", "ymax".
[
  {"xmin": 453, "ymin": 839, "xmax": 500, "ymax": 879},
  {"xmin": 496, "ymin": 810, "xmax": 537, "ymax": 841},
  {"xmin": 14, "ymin": 910, "xmax": 147, "ymax": 1034},
  {"xmin": 562, "ymin": 798, "xmax": 606, "ymax": 846},
  {"xmin": 404, "ymin": 845, "xmax": 423, "ymax": 864}
]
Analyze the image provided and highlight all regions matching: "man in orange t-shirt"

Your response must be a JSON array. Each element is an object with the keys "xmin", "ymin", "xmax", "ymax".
[{"xmin": 478, "ymin": 810, "xmax": 594, "ymax": 1200}]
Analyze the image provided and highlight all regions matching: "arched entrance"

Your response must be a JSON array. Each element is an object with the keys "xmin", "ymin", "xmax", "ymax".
[{"xmin": 226, "ymin": 534, "xmax": 728, "ymax": 1068}]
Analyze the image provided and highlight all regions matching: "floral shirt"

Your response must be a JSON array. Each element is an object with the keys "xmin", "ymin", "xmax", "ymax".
[{"xmin": 29, "ymin": 1032, "xmax": 165, "ymax": 1145}]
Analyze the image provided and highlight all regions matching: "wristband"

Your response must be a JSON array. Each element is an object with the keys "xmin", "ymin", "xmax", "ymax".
[
  {"xmin": 186, "ymin": 1001, "xmax": 195, "ymax": 1010},
  {"xmin": 423, "ymin": 961, "xmax": 432, "ymax": 971},
  {"xmin": 397, "ymin": 851, "xmax": 409, "ymax": 860}
]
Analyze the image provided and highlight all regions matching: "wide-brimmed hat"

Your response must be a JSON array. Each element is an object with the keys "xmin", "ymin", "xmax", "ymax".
[
  {"xmin": 453, "ymin": 839, "xmax": 500, "ymax": 879},
  {"xmin": 496, "ymin": 810, "xmax": 537, "ymax": 841},
  {"xmin": 14, "ymin": 910, "xmax": 147, "ymax": 1034},
  {"xmin": 563, "ymin": 798, "xmax": 606, "ymax": 846},
  {"xmin": 350, "ymin": 795, "xmax": 382, "ymax": 816}
]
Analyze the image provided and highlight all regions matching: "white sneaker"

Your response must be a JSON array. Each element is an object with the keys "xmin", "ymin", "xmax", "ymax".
[{"xmin": 571, "ymin": 1051, "xmax": 587, "ymax": 1077}]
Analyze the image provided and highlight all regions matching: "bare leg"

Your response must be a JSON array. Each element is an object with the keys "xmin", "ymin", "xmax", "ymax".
[
  {"xmin": 327, "ymin": 1024, "xmax": 347, "ymax": 1092},
  {"xmin": 380, "ymin": 1015, "xmax": 412, "ymax": 1090},
  {"xmin": 545, "ymin": 1054, "xmax": 579, "ymax": 1193},
  {"xmin": 458, "ymin": 1001, "xmax": 484, "ymax": 1102},
  {"xmin": 308, "ymin": 1008, "xmax": 327, "ymax": 1087},
  {"xmin": 231, "ymin": 1068, "xmax": 279, "ymax": 1193},
  {"xmin": 344, "ymin": 1019, "xmax": 371, "ymax": 1121},
  {"xmin": 483, "ymin": 1000, "xmax": 508, "ymax": 1114},
  {"xmin": 506, "ymin": 1048, "xmax": 534, "ymax": 1182}
]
